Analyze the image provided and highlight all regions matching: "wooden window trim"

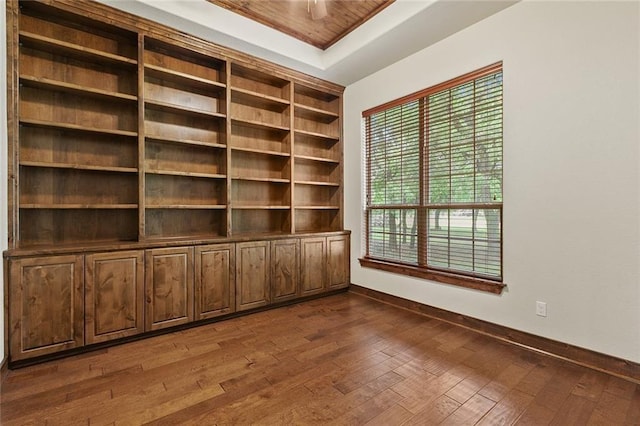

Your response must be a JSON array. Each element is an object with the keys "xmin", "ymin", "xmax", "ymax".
[
  {"xmin": 358, "ymin": 257, "xmax": 506, "ymax": 295},
  {"xmin": 362, "ymin": 63, "xmax": 504, "ymax": 293},
  {"xmin": 363, "ymin": 62, "xmax": 503, "ymax": 117}
]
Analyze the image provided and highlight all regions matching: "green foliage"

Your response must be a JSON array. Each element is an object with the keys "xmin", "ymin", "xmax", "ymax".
[{"xmin": 365, "ymin": 71, "xmax": 503, "ymax": 277}]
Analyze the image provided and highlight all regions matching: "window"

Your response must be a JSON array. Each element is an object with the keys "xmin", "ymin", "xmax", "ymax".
[{"xmin": 360, "ymin": 63, "xmax": 504, "ymax": 293}]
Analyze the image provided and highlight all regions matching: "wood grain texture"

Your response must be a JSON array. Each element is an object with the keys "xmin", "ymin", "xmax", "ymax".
[
  {"xmin": 8, "ymin": 255, "xmax": 84, "ymax": 361},
  {"xmin": 144, "ymin": 247, "xmax": 194, "ymax": 331},
  {"xmin": 350, "ymin": 284, "xmax": 640, "ymax": 385},
  {"xmin": 327, "ymin": 234, "xmax": 349, "ymax": 290},
  {"xmin": 300, "ymin": 236, "xmax": 326, "ymax": 296},
  {"xmin": 9, "ymin": 0, "xmax": 345, "ymax": 251},
  {"xmin": 235, "ymin": 240, "xmax": 270, "ymax": 311},
  {"xmin": 208, "ymin": 0, "xmax": 394, "ymax": 50},
  {"xmin": 1, "ymin": 293, "xmax": 638, "ymax": 425},
  {"xmin": 195, "ymin": 243, "xmax": 235, "ymax": 320},
  {"xmin": 85, "ymin": 250, "xmax": 144, "ymax": 344},
  {"xmin": 271, "ymin": 238, "xmax": 299, "ymax": 302}
]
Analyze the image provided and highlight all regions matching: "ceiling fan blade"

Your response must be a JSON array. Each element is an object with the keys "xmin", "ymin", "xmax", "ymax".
[{"xmin": 310, "ymin": 0, "xmax": 327, "ymax": 20}]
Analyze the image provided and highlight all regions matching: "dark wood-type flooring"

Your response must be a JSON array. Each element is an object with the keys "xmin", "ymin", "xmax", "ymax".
[{"xmin": 1, "ymin": 292, "xmax": 639, "ymax": 425}]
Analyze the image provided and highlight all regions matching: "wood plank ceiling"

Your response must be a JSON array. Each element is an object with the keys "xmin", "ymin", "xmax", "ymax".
[{"xmin": 207, "ymin": 0, "xmax": 395, "ymax": 50}]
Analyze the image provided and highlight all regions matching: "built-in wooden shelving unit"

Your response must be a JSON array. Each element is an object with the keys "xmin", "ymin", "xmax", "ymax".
[
  {"xmin": 5, "ymin": 0, "xmax": 349, "ymax": 366},
  {"xmin": 9, "ymin": 0, "xmax": 344, "ymax": 247}
]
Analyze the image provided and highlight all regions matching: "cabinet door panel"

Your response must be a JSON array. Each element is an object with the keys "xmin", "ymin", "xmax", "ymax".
[
  {"xmin": 9, "ymin": 255, "xmax": 84, "ymax": 361},
  {"xmin": 271, "ymin": 238, "xmax": 299, "ymax": 303},
  {"xmin": 327, "ymin": 235, "xmax": 350, "ymax": 290},
  {"xmin": 196, "ymin": 244, "xmax": 235, "ymax": 320},
  {"xmin": 300, "ymin": 237, "xmax": 326, "ymax": 296},
  {"xmin": 145, "ymin": 247, "xmax": 194, "ymax": 331},
  {"xmin": 236, "ymin": 241, "xmax": 270, "ymax": 311},
  {"xmin": 85, "ymin": 251, "xmax": 144, "ymax": 344}
]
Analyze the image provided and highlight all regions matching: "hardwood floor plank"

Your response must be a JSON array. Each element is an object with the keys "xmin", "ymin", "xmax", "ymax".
[
  {"xmin": 395, "ymin": 370, "xmax": 465, "ymax": 414},
  {"xmin": 478, "ymin": 362, "xmax": 534, "ymax": 402},
  {"xmin": 333, "ymin": 387, "xmax": 404, "ymax": 424},
  {"xmin": 550, "ymin": 394, "xmax": 597, "ymax": 425},
  {"xmin": 571, "ymin": 369, "xmax": 610, "ymax": 402},
  {"xmin": 514, "ymin": 401, "xmax": 556, "ymax": 425},
  {"xmin": 586, "ymin": 389, "xmax": 633, "ymax": 425},
  {"xmin": 404, "ymin": 394, "xmax": 461, "ymax": 425},
  {"xmin": 624, "ymin": 384, "xmax": 640, "ymax": 424},
  {"xmin": 445, "ymin": 372, "xmax": 491, "ymax": 404},
  {"xmin": 476, "ymin": 388, "xmax": 534, "ymax": 425},
  {"xmin": 365, "ymin": 402, "xmax": 414, "ymax": 425},
  {"xmin": 440, "ymin": 393, "xmax": 496, "ymax": 425},
  {"xmin": 2, "ymin": 293, "xmax": 637, "ymax": 425}
]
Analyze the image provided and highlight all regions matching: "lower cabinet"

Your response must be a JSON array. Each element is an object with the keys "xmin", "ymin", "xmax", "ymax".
[
  {"xmin": 327, "ymin": 235, "xmax": 350, "ymax": 290},
  {"xmin": 8, "ymin": 255, "xmax": 84, "ymax": 361},
  {"xmin": 145, "ymin": 247, "xmax": 194, "ymax": 331},
  {"xmin": 300, "ymin": 236, "xmax": 326, "ymax": 296},
  {"xmin": 195, "ymin": 244, "xmax": 235, "ymax": 320},
  {"xmin": 236, "ymin": 240, "xmax": 270, "ymax": 311},
  {"xmin": 85, "ymin": 251, "xmax": 144, "ymax": 344},
  {"xmin": 271, "ymin": 238, "xmax": 299, "ymax": 303},
  {"xmin": 5, "ymin": 232, "xmax": 350, "ymax": 363}
]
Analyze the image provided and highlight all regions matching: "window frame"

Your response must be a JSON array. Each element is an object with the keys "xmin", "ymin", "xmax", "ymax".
[{"xmin": 359, "ymin": 63, "xmax": 505, "ymax": 294}]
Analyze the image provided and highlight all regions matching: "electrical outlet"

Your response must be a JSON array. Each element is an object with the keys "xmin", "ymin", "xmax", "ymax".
[{"xmin": 536, "ymin": 301, "xmax": 547, "ymax": 317}]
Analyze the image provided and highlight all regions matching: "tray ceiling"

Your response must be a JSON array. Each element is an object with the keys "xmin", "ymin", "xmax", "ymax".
[
  {"xmin": 99, "ymin": 0, "xmax": 519, "ymax": 85},
  {"xmin": 207, "ymin": 0, "xmax": 394, "ymax": 50}
]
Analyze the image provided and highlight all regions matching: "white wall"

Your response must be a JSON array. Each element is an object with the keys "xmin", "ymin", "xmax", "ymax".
[
  {"xmin": 344, "ymin": 1, "xmax": 640, "ymax": 362},
  {"xmin": 1, "ymin": 0, "xmax": 7, "ymax": 363}
]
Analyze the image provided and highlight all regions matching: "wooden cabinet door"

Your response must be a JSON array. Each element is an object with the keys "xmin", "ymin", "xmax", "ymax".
[
  {"xmin": 9, "ymin": 255, "xmax": 84, "ymax": 361},
  {"xmin": 327, "ymin": 235, "xmax": 350, "ymax": 290},
  {"xmin": 85, "ymin": 251, "xmax": 144, "ymax": 344},
  {"xmin": 300, "ymin": 237, "xmax": 326, "ymax": 296},
  {"xmin": 145, "ymin": 247, "xmax": 194, "ymax": 331},
  {"xmin": 195, "ymin": 244, "xmax": 235, "ymax": 320},
  {"xmin": 236, "ymin": 241, "xmax": 270, "ymax": 311},
  {"xmin": 271, "ymin": 238, "xmax": 299, "ymax": 303}
]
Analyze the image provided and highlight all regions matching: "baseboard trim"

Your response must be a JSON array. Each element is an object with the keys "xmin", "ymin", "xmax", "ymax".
[{"xmin": 349, "ymin": 284, "xmax": 640, "ymax": 384}]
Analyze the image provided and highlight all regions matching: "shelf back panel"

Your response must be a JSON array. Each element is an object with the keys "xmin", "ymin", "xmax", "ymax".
[
  {"xmin": 146, "ymin": 174, "xmax": 226, "ymax": 206},
  {"xmin": 20, "ymin": 209, "xmax": 138, "ymax": 246},
  {"xmin": 145, "ymin": 209, "xmax": 226, "ymax": 239},
  {"xmin": 20, "ymin": 127, "xmax": 138, "ymax": 169}
]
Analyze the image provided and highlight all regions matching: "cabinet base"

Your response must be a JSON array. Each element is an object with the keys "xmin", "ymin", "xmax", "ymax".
[{"xmin": 8, "ymin": 287, "xmax": 349, "ymax": 369}]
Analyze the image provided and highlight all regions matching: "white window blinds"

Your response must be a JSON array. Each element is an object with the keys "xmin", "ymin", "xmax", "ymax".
[{"xmin": 363, "ymin": 63, "xmax": 503, "ymax": 281}]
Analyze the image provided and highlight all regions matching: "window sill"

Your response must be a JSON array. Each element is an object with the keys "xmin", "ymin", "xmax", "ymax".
[{"xmin": 358, "ymin": 257, "xmax": 506, "ymax": 295}]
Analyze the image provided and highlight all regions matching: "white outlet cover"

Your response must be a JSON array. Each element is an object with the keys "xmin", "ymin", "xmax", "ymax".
[{"xmin": 536, "ymin": 301, "xmax": 547, "ymax": 317}]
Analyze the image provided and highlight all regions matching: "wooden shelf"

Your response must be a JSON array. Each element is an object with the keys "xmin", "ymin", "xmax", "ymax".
[
  {"xmin": 20, "ymin": 161, "xmax": 137, "ymax": 174},
  {"xmin": 145, "ymin": 136, "xmax": 226, "ymax": 150},
  {"xmin": 19, "ymin": 31, "xmax": 137, "ymax": 67},
  {"xmin": 20, "ymin": 75, "xmax": 136, "ymax": 102},
  {"xmin": 231, "ymin": 117, "xmax": 289, "ymax": 133},
  {"xmin": 232, "ymin": 206, "xmax": 291, "ymax": 210},
  {"xmin": 5, "ymin": 0, "xmax": 351, "ymax": 367},
  {"xmin": 145, "ymin": 64, "xmax": 225, "ymax": 92},
  {"xmin": 231, "ymin": 176, "xmax": 290, "ymax": 184},
  {"xmin": 231, "ymin": 146, "xmax": 290, "ymax": 158},
  {"xmin": 294, "ymin": 129, "xmax": 339, "ymax": 142},
  {"xmin": 294, "ymin": 154, "xmax": 339, "ymax": 164},
  {"xmin": 295, "ymin": 180, "xmax": 341, "ymax": 187},
  {"xmin": 20, "ymin": 204, "xmax": 137, "ymax": 209},
  {"xmin": 295, "ymin": 206, "xmax": 340, "ymax": 210},
  {"xmin": 146, "ymin": 205, "xmax": 226, "ymax": 210},
  {"xmin": 232, "ymin": 87, "xmax": 290, "ymax": 110},
  {"xmin": 145, "ymin": 99, "xmax": 226, "ymax": 120},
  {"xmin": 145, "ymin": 169, "xmax": 226, "ymax": 179},
  {"xmin": 10, "ymin": 0, "xmax": 343, "ymax": 248},
  {"xmin": 19, "ymin": 118, "xmax": 138, "ymax": 138},
  {"xmin": 294, "ymin": 103, "xmax": 339, "ymax": 123}
]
